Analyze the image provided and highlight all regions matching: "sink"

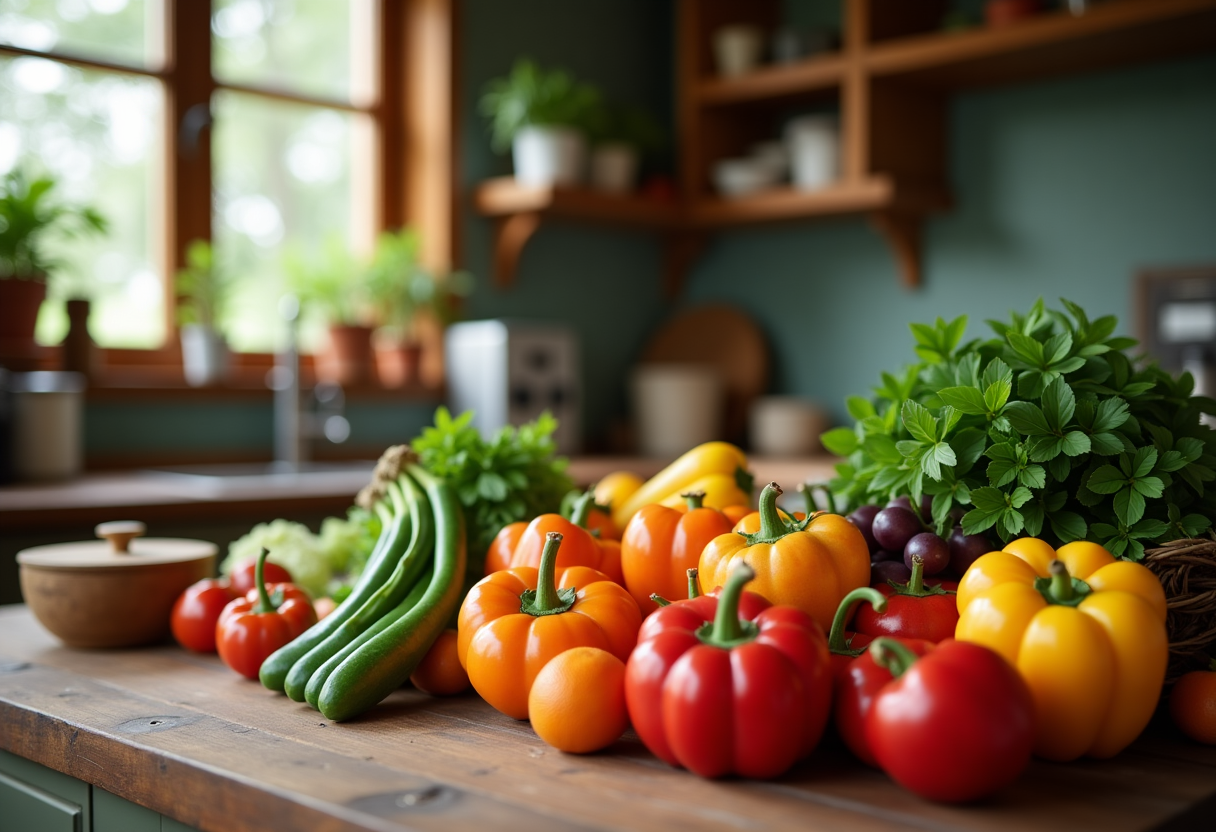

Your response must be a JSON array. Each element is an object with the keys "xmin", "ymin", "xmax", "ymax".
[{"xmin": 140, "ymin": 460, "xmax": 377, "ymax": 498}]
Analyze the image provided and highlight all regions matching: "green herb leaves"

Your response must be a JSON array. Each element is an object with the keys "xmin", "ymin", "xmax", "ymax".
[
  {"xmin": 826, "ymin": 299, "xmax": 1216, "ymax": 560},
  {"xmin": 412, "ymin": 407, "xmax": 574, "ymax": 573}
]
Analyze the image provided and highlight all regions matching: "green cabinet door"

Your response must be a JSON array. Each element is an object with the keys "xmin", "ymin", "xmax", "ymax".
[{"xmin": 0, "ymin": 751, "xmax": 89, "ymax": 832}]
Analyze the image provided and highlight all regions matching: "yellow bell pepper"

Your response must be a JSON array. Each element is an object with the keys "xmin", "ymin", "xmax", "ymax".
[
  {"xmin": 592, "ymin": 471, "xmax": 644, "ymax": 514},
  {"xmin": 654, "ymin": 471, "xmax": 750, "ymax": 514},
  {"xmin": 612, "ymin": 441, "xmax": 752, "ymax": 530},
  {"xmin": 955, "ymin": 538, "xmax": 1168, "ymax": 761},
  {"xmin": 698, "ymin": 482, "xmax": 870, "ymax": 633}
]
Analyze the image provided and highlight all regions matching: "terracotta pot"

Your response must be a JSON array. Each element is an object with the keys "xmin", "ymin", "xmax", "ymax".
[
  {"xmin": 373, "ymin": 334, "xmax": 423, "ymax": 389},
  {"xmin": 986, "ymin": 0, "xmax": 1040, "ymax": 27},
  {"xmin": 0, "ymin": 278, "xmax": 49, "ymax": 370},
  {"xmin": 316, "ymin": 324, "xmax": 373, "ymax": 387}
]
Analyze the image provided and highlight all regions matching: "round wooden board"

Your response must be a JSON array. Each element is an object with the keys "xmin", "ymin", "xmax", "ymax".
[{"xmin": 640, "ymin": 303, "xmax": 770, "ymax": 444}]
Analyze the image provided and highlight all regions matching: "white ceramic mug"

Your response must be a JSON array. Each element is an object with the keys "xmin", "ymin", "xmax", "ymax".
[
  {"xmin": 785, "ymin": 115, "xmax": 839, "ymax": 191},
  {"xmin": 512, "ymin": 125, "xmax": 587, "ymax": 187},
  {"xmin": 632, "ymin": 364, "xmax": 724, "ymax": 458},
  {"xmin": 749, "ymin": 396, "xmax": 829, "ymax": 457},
  {"xmin": 713, "ymin": 25, "xmax": 764, "ymax": 77}
]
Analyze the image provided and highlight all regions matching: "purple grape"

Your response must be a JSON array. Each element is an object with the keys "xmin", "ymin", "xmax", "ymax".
[
  {"xmin": 871, "ymin": 559, "xmax": 912, "ymax": 585},
  {"xmin": 848, "ymin": 504, "xmax": 882, "ymax": 553},
  {"xmin": 904, "ymin": 532, "xmax": 950, "ymax": 576},
  {"xmin": 872, "ymin": 506, "xmax": 922, "ymax": 553},
  {"xmin": 948, "ymin": 526, "xmax": 995, "ymax": 576},
  {"xmin": 870, "ymin": 549, "xmax": 901, "ymax": 564},
  {"xmin": 886, "ymin": 494, "xmax": 933, "ymax": 520},
  {"xmin": 886, "ymin": 496, "xmax": 913, "ymax": 511}
]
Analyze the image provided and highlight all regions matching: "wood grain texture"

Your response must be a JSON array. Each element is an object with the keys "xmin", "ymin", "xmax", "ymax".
[{"xmin": 1, "ymin": 606, "xmax": 1214, "ymax": 832}]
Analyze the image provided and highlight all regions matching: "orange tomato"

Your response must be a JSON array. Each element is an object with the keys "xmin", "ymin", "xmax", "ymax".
[
  {"xmin": 620, "ymin": 497, "xmax": 734, "ymax": 615},
  {"xmin": 528, "ymin": 646, "xmax": 629, "ymax": 753},
  {"xmin": 1170, "ymin": 660, "xmax": 1216, "ymax": 745},
  {"xmin": 410, "ymin": 629, "xmax": 470, "ymax": 696},
  {"xmin": 485, "ymin": 521, "xmax": 527, "ymax": 576},
  {"xmin": 458, "ymin": 532, "xmax": 642, "ymax": 720}
]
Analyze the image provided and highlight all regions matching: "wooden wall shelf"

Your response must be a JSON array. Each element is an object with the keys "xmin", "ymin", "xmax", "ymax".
[{"xmin": 473, "ymin": 0, "xmax": 1216, "ymax": 294}]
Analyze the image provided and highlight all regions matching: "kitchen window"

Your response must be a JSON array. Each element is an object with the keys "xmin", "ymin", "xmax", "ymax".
[{"xmin": 0, "ymin": 0, "xmax": 453, "ymax": 376}]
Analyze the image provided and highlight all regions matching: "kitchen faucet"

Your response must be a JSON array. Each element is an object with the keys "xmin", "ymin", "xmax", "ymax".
[{"xmin": 269, "ymin": 295, "xmax": 350, "ymax": 470}]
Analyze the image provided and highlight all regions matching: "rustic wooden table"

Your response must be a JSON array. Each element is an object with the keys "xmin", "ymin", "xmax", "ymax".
[{"xmin": 0, "ymin": 605, "xmax": 1213, "ymax": 832}]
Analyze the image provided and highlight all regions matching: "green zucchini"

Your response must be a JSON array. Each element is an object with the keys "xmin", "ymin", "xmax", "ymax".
[
  {"xmin": 283, "ymin": 476, "xmax": 433, "ymax": 702},
  {"xmin": 259, "ymin": 480, "xmax": 412, "ymax": 692},
  {"xmin": 303, "ymin": 563, "xmax": 434, "ymax": 709},
  {"xmin": 316, "ymin": 464, "xmax": 467, "ymax": 721}
]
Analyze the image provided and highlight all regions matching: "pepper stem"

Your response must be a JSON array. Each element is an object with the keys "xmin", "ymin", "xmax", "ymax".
[
  {"xmin": 686, "ymin": 567, "xmax": 701, "ymax": 599},
  {"xmin": 827, "ymin": 587, "xmax": 888, "ymax": 656},
  {"xmin": 650, "ymin": 593, "xmax": 671, "ymax": 608},
  {"xmin": 520, "ymin": 532, "xmax": 577, "ymax": 617},
  {"xmin": 869, "ymin": 637, "xmax": 920, "ymax": 679},
  {"xmin": 569, "ymin": 491, "xmax": 596, "ymax": 528},
  {"xmin": 907, "ymin": 555, "xmax": 925, "ymax": 594},
  {"xmin": 696, "ymin": 561, "xmax": 759, "ymax": 649},
  {"xmin": 253, "ymin": 548, "xmax": 274, "ymax": 614},
  {"xmin": 1048, "ymin": 559, "xmax": 1074, "ymax": 602},
  {"xmin": 682, "ymin": 491, "xmax": 706, "ymax": 510}
]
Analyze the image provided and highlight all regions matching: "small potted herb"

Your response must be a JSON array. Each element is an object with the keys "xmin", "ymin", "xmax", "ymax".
[
  {"xmin": 283, "ymin": 236, "xmax": 375, "ymax": 386},
  {"xmin": 480, "ymin": 58, "xmax": 603, "ymax": 187},
  {"xmin": 366, "ymin": 228, "xmax": 473, "ymax": 388},
  {"xmin": 175, "ymin": 239, "xmax": 232, "ymax": 386},
  {"xmin": 0, "ymin": 168, "xmax": 106, "ymax": 368},
  {"xmin": 586, "ymin": 103, "xmax": 665, "ymax": 194}
]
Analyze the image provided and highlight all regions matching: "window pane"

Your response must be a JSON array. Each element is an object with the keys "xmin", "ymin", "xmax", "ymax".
[
  {"xmin": 212, "ymin": 0, "xmax": 373, "ymax": 105},
  {"xmin": 212, "ymin": 89, "xmax": 361, "ymax": 354},
  {"xmin": 1, "ymin": 54, "xmax": 165, "ymax": 349},
  {"xmin": 0, "ymin": 0, "xmax": 161, "ymax": 69}
]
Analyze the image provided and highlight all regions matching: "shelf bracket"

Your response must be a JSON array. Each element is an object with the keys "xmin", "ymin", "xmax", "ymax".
[
  {"xmin": 869, "ymin": 211, "xmax": 922, "ymax": 289},
  {"xmin": 491, "ymin": 211, "xmax": 543, "ymax": 289},
  {"xmin": 661, "ymin": 231, "xmax": 707, "ymax": 299}
]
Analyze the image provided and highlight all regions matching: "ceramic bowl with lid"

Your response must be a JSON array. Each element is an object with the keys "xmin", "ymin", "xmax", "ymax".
[{"xmin": 18, "ymin": 521, "xmax": 217, "ymax": 648}]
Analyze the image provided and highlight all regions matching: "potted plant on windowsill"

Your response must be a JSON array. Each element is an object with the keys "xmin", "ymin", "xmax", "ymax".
[
  {"xmin": 480, "ymin": 58, "xmax": 603, "ymax": 188},
  {"xmin": 283, "ymin": 236, "xmax": 374, "ymax": 387},
  {"xmin": 0, "ymin": 168, "xmax": 106, "ymax": 370},
  {"xmin": 175, "ymin": 239, "xmax": 232, "ymax": 387},
  {"xmin": 367, "ymin": 228, "xmax": 473, "ymax": 389}
]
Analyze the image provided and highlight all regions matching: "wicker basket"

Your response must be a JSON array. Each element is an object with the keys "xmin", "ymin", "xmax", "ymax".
[{"xmin": 1143, "ymin": 536, "xmax": 1216, "ymax": 687}]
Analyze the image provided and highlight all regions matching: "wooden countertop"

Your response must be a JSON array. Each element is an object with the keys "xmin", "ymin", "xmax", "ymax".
[
  {"xmin": 1, "ymin": 605, "xmax": 1213, "ymax": 832},
  {"xmin": 0, "ymin": 456, "xmax": 841, "ymax": 531}
]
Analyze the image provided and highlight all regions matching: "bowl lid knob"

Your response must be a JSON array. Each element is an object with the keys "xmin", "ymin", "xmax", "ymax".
[{"xmin": 94, "ymin": 520, "xmax": 147, "ymax": 554}]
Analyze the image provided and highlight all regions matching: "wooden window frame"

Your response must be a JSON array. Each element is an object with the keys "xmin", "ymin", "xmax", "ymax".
[{"xmin": 1, "ymin": 0, "xmax": 457, "ymax": 390}]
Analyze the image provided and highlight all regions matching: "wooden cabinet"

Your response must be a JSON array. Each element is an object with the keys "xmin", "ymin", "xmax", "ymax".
[{"xmin": 474, "ymin": 0, "xmax": 1216, "ymax": 291}]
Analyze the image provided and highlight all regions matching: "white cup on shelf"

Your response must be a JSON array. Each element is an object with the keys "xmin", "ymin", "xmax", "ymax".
[
  {"xmin": 785, "ymin": 116, "xmax": 839, "ymax": 191},
  {"xmin": 713, "ymin": 25, "xmax": 764, "ymax": 77}
]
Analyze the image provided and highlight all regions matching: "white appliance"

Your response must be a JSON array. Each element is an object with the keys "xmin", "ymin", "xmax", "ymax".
[{"xmin": 444, "ymin": 320, "xmax": 581, "ymax": 454}]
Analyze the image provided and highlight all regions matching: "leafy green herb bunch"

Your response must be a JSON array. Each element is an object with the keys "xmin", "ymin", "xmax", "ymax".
[
  {"xmin": 821, "ymin": 299, "xmax": 1216, "ymax": 560},
  {"xmin": 412, "ymin": 407, "xmax": 574, "ymax": 575}
]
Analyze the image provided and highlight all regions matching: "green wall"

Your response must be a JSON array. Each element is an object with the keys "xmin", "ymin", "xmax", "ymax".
[{"xmin": 460, "ymin": 0, "xmax": 1216, "ymax": 440}]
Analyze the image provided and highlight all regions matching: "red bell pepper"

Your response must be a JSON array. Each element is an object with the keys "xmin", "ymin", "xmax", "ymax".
[
  {"xmin": 624, "ymin": 562, "xmax": 832, "ymax": 779},
  {"xmin": 834, "ymin": 637, "xmax": 934, "ymax": 766},
  {"xmin": 864, "ymin": 637, "xmax": 1034, "ymax": 802},
  {"xmin": 852, "ymin": 554, "xmax": 959, "ymax": 643},
  {"xmin": 216, "ymin": 550, "xmax": 316, "ymax": 680}
]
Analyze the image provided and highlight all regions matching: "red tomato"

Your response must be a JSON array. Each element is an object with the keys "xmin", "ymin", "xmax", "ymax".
[
  {"xmin": 229, "ymin": 557, "xmax": 292, "ymax": 596},
  {"xmin": 171, "ymin": 578, "xmax": 238, "ymax": 653}
]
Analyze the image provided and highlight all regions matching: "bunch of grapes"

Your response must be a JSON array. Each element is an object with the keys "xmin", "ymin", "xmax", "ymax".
[{"xmin": 847, "ymin": 498, "xmax": 993, "ymax": 585}]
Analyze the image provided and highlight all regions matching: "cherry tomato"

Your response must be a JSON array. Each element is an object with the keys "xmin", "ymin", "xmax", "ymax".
[
  {"xmin": 1170, "ymin": 659, "xmax": 1216, "ymax": 745},
  {"xmin": 229, "ymin": 557, "xmax": 292, "ymax": 596},
  {"xmin": 410, "ymin": 630, "xmax": 470, "ymax": 696},
  {"xmin": 170, "ymin": 578, "xmax": 238, "ymax": 653},
  {"xmin": 529, "ymin": 647, "xmax": 628, "ymax": 754}
]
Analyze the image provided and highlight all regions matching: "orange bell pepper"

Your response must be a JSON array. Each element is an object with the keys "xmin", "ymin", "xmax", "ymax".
[
  {"xmin": 955, "ymin": 538, "xmax": 1168, "ymax": 761},
  {"xmin": 699, "ymin": 482, "xmax": 871, "ymax": 633},
  {"xmin": 484, "ymin": 521, "xmax": 527, "ymax": 576},
  {"xmin": 508, "ymin": 492, "xmax": 624, "ymax": 584},
  {"xmin": 621, "ymin": 492, "xmax": 735, "ymax": 615},
  {"xmin": 457, "ymin": 532, "xmax": 642, "ymax": 719}
]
